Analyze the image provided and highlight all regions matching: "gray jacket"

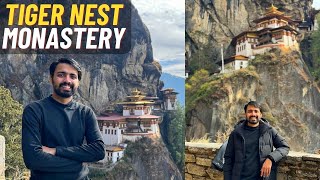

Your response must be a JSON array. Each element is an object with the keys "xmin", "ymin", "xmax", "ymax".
[{"xmin": 223, "ymin": 119, "xmax": 289, "ymax": 180}]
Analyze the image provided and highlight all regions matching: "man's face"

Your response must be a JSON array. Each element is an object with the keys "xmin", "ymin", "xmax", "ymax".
[
  {"xmin": 51, "ymin": 63, "xmax": 80, "ymax": 98},
  {"xmin": 245, "ymin": 105, "xmax": 262, "ymax": 125}
]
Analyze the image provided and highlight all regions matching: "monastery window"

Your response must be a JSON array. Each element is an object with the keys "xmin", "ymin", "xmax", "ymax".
[
  {"xmin": 130, "ymin": 109, "xmax": 134, "ymax": 115},
  {"xmin": 115, "ymin": 130, "xmax": 117, "ymax": 135},
  {"xmin": 108, "ymin": 129, "xmax": 110, "ymax": 134},
  {"xmin": 111, "ymin": 130, "xmax": 114, "ymax": 135},
  {"xmin": 105, "ymin": 129, "xmax": 108, "ymax": 134}
]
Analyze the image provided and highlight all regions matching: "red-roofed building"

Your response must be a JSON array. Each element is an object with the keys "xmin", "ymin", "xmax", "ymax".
[
  {"xmin": 218, "ymin": 4, "xmax": 303, "ymax": 73},
  {"xmin": 97, "ymin": 89, "xmax": 160, "ymax": 146},
  {"xmin": 234, "ymin": 4, "xmax": 299, "ymax": 58}
]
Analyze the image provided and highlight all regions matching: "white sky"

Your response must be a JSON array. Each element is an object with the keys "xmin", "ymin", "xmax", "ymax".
[
  {"xmin": 131, "ymin": 0, "xmax": 185, "ymax": 77},
  {"xmin": 313, "ymin": 1, "xmax": 320, "ymax": 9}
]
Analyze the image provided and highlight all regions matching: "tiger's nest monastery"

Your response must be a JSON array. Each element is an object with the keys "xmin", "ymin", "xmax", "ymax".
[
  {"xmin": 97, "ymin": 88, "xmax": 178, "ymax": 163},
  {"xmin": 218, "ymin": 4, "xmax": 315, "ymax": 73}
]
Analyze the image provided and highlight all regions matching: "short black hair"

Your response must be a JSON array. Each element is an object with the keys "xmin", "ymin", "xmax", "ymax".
[
  {"xmin": 244, "ymin": 101, "xmax": 261, "ymax": 112},
  {"xmin": 49, "ymin": 58, "xmax": 82, "ymax": 80}
]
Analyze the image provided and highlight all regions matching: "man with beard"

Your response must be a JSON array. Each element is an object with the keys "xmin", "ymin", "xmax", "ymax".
[
  {"xmin": 22, "ymin": 58, "xmax": 105, "ymax": 179},
  {"xmin": 223, "ymin": 101, "xmax": 289, "ymax": 180}
]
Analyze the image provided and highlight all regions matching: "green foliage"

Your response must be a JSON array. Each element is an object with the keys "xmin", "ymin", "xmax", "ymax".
[
  {"xmin": 186, "ymin": 69, "xmax": 216, "ymax": 113},
  {"xmin": 186, "ymin": 67, "xmax": 259, "ymax": 125},
  {"xmin": 310, "ymin": 14, "xmax": 320, "ymax": 81},
  {"xmin": 88, "ymin": 167, "xmax": 108, "ymax": 180},
  {"xmin": 0, "ymin": 86, "xmax": 26, "ymax": 178},
  {"xmin": 165, "ymin": 105, "xmax": 185, "ymax": 173},
  {"xmin": 188, "ymin": 44, "xmax": 220, "ymax": 75}
]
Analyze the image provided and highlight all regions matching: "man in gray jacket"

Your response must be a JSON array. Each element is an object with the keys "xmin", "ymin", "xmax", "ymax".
[{"xmin": 223, "ymin": 101, "xmax": 289, "ymax": 180}]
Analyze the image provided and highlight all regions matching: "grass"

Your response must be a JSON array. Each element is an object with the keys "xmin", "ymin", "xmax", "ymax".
[{"xmin": 189, "ymin": 136, "xmax": 211, "ymax": 143}]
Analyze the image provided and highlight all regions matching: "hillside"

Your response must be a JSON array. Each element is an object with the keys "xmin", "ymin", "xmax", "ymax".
[
  {"xmin": 89, "ymin": 137, "xmax": 182, "ymax": 180},
  {"xmin": 186, "ymin": 49, "xmax": 320, "ymax": 152},
  {"xmin": 185, "ymin": 0, "xmax": 320, "ymax": 153}
]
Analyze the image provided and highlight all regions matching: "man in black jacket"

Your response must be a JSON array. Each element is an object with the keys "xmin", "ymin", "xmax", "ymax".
[
  {"xmin": 22, "ymin": 58, "xmax": 105, "ymax": 179},
  {"xmin": 223, "ymin": 101, "xmax": 289, "ymax": 180}
]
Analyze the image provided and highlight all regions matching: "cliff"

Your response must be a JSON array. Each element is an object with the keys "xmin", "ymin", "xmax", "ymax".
[
  {"xmin": 186, "ymin": 0, "xmax": 313, "ymax": 66},
  {"xmin": 186, "ymin": 49, "xmax": 320, "ymax": 152},
  {"xmin": 89, "ymin": 137, "xmax": 183, "ymax": 180},
  {"xmin": 0, "ymin": 1, "xmax": 161, "ymax": 114}
]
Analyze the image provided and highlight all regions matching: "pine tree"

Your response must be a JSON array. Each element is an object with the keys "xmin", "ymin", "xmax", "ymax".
[
  {"xmin": 166, "ymin": 104, "xmax": 185, "ymax": 173},
  {"xmin": 0, "ymin": 86, "xmax": 26, "ymax": 178}
]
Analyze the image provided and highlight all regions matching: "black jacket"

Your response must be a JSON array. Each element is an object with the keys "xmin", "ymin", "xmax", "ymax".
[{"xmin": 223, "ymin": 119, "xmax": 289, "ymax": 180}]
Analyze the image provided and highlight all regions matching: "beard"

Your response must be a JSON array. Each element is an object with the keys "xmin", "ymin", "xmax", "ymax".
[
  {"xmin": 53, "ymin": 82, "xmax": 76, "ymax": 98},
  {"xmin": 247, "ymin": 116, "xmax": 260, "ymax": 125}
]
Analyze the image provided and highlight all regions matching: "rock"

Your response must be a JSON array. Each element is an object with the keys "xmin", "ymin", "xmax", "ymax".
[
  {"xmin": 196, "ymin": 157, "xmax": 212, "ymax": 167},
  {"xmin": 92, "ymin": 137, "xmax": 182, "ymax": 180},
  {"xmin": 185, "ymin": 153, "xmax": 196, "ymax": 163},
  {"xmin": 0, "ymin": 1, "xmax": 162, "ymax": 115},
  {"xmin": 186, "ymin": 0, "xmax": 313, "ymax": 69},
  {"xmin": 186, "ymin": 50, "xmax": 320, "ymax": 152},
  {"xmin": 186, "ymin": 163, "xmax": 207, "ymax": 176}
]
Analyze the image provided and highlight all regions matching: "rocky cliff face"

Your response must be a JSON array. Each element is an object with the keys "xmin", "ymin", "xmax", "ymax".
[
  {"xmin": 0, "ymin": 2, "xmax": 161, "ymax": 114},
  {"xmin": 186, "ymin": 50, "xmax": 320, "ymax": 152},
  {"xmin": 186, "ymin": 0, "xmax": 313, "ymax": 61},
  {"xmin": 92, "ymin": 137, "xmax": 183, "ymax": 180}
]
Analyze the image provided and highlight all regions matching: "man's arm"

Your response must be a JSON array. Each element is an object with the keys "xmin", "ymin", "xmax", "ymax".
[
  {"xmin": 22, "ymin": 105, "xmax": 82, "ymax": 172},
  {"xmin": 260, "ymin": 128, "xmax": 289, "ymax": 177},
  {"xmin": 268, "ymin": 128, "xmax": 290, "ymax": 163},
  {"xmin": 55, "ymin": 108, "xmax": 105, "ymax": 162},
  {"xmin": 223, "ymin": 132, "xmax": 235, "ymax": 180}
]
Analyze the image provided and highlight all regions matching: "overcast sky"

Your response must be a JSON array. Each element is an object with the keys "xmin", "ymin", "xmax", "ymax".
[
  {"xmin": 131, "ymin": 0, "xmax": 185, "ymax": 78},
  {"xmin": 313, "ymin": 1, "xmax": 320, "ymax": 9}
]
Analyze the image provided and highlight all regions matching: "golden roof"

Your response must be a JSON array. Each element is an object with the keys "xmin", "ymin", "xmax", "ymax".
[
  {"xmin": 117, "ymin": 89, "xmax": 155, "ymax": 105},
  {"xmin": 118, "ymin": 101, "xmax": 154, "ymax": 105},
  {"xmin": 265, "ymin": 4, "xmax": 284, "ymax": 16},
  {"xmin": 234, "ymin": 55, "xmax": 249, "ymax": 60}
]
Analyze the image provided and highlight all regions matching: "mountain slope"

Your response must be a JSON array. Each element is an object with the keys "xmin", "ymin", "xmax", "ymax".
[{"xmin": 186, "ymin": 50, "xmax": 320, "ymax": 152}]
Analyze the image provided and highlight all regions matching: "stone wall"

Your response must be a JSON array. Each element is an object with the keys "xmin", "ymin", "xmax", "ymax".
[{"xmin": 185, "ymin": 142, "xmax": 320, "ymax": 180}]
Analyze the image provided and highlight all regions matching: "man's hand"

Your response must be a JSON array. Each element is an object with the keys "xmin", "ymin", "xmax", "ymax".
[
  {"xmin": 260, "ymin": 158, "xmax": 272, "ymax": 177},
  {"xmin": 42, "ymin": 146, "xmax": 56, "ymax": 155}
]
